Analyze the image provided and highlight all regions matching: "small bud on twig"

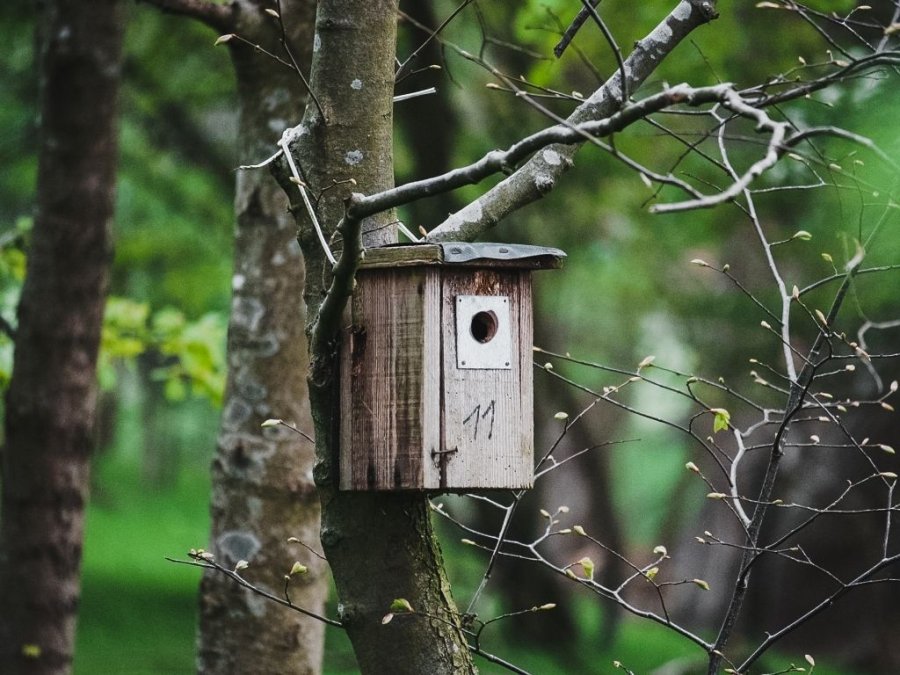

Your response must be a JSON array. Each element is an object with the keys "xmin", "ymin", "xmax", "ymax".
[{"xmin": 638, "ymin": 355, "xmax": 656, "ymax": 369}]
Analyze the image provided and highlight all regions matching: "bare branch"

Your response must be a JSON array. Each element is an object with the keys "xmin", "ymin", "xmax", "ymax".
[
  {"xmin": 396, "ymin": 1, "xmax": 473, "ymax": 83},
  {"xmin": 425, "ymin": 0, "xmax": 719, "ymax": 242},
  {"xmin": 274, "ymin": 0, "xmax": 325, "ymax": 121},
  {"xmin": 578, "ymin": 0, "xmax": 628, "ymax": 103},
  {"xmin": 350, "ymin": 84, "xmax": 729, "ymax": 222},
  {"xmin": 166, "ymin": 554, "xmax": 343, "ymax": 627},
  {"xmin": 653, "ymin": 112, "xmax": 896, "ymax": 214},
  {"xmin": 738, "ymin": 554, "xmax": 900, "ymax": 672},
  {"xmin": 280, "ymin": 132, "xmax": 335, "ymax": 265},
  {"xmin": 553, "ymin": 0, "xmax": 601, "ymax": 59},
  {"xmin": 307, "ymin": 210, "xmax": 363, "ymax": 384},
  {"xmin": 708, "ymin": 271, "xmax": 860, "ymax": 672}
]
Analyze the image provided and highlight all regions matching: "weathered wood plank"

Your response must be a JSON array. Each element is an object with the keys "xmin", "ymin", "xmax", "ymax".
[
  {"xmin": 360, "ymin": 244, "xmax": 443, "ymax": 268},
  {"xmin": 421, "ymin": 269, "xmax": 442, "ymax": 489},
  {"xmin": 340, "ymin": 268, "xmax": 428, "ymax": 489},
  {"xmin": 440, "ymin": 270, "xmax": 533, "ymax": 489},
  {"xmin": 518, "ymin": 272, "xmax": 534, "ymax": 483}
]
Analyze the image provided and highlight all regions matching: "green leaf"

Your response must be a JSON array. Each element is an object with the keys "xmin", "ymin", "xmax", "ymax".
[
  {"xmin": 711, "ymin": 408, "xmax": 731, "ymax": 433},
  {"xmin": 21, "ymin": 644, "xmax": 41, "ymax": 659},
  {"xmin": 578, "ymin": 556, "xmax": 595, "ymax": 580},
  {"xmin": 389, "ymin": 598, "xmax": 414, "ymax": 613},
  {"xmin": 0, "ymin": 247, "xmax": 26, "ymax": 281}
]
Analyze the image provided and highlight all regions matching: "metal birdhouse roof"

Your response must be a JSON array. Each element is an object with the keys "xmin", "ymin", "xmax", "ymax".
[{"xmin": 358, "ymin": 242, "xmax": 566, "ymax": 270}]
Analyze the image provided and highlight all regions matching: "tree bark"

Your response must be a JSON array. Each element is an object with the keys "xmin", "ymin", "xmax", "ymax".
[
  {"xmin": 0, "ymin": 1, "xmax": 124, "ymax": 673},
  {"xmin": 194, "ymin": 2, "xmax": 329, "ymax": 674},
  {"xmin": 277, "ymin": 1, "xmax": 477, "ymax": 672}
]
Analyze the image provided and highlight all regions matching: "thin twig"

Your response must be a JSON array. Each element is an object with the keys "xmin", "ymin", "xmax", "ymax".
[
  {"xmin": 554, "ymin": 1, "xmax": 601, "ymax": 58},
  {"xmin": 274, "ymin": 0, "xmax": 325, "ymax": 121},
  {"xmin": 578, "ymin": 0, "xmax": 628, "ymax": 103},
  {"xmin": 166, "ymin": 555, "xmax": 342, "ymax": 627},
  {"xmin": 279, "ymin": 134, "xmax": 336, "ymax": 266},
  {"xmin": 396, "ymin": 1, "xmax": 472, "ymax": 83}
]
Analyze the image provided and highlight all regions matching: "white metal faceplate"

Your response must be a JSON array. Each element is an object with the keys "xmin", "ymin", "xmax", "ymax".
[{"xmin": 455, "ymin": 295, "xmax": 512, "ymax": 369}]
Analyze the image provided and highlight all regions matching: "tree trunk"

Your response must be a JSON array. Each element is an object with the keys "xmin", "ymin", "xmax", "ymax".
[
  {"xmin": 278, "ymin": 2, "xmax": 477, "ymax": 672},
  {"xmin": 196, "ymin": 2, "xmax": 329, "ymax": 674},
  {"xmin": 0, "ymin": 1, "xmax": 124, "ymax": 673}
]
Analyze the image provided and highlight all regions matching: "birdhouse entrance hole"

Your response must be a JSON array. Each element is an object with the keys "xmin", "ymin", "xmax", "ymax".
[{"xmin": 471, "ymin": 311, "xmax": 498, "ymax": 343}]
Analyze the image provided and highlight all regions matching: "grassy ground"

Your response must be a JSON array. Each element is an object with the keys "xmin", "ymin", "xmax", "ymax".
[{"xmin": 75, "ymin": 460, "xmax": 207, "ymax": 674}]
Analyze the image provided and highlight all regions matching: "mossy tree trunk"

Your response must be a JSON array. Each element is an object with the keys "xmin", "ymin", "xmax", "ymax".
[
  {"xmin": 183, "ymin": 2, "xmax": 330, "ymax": 673},
  {"xmin": 138, "ymin": 0, "xmax": 330, "ymax": 670}
]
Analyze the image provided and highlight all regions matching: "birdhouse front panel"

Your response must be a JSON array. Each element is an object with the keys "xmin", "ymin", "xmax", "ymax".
[
  {"xmin": 438, "ymin": 269, "xmax": 533, "ymax": 490},
  {"xmin": 338, "ymin": 243, "xmax": 564, "ymax": 492}
]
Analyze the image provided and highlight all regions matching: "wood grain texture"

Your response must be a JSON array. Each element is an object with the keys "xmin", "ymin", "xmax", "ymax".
[
  {"xmin": 421, "ymin": 269, "xmax": 442, "ymax": 488},
  {"xmin": 341, "ymin": 268, "xmax": 433, "ymax": 489},
  {"xmin": 440, "ymin": 270, "xmax": 533, "ymax": 490},
  {"xmin": 341, "ymin": 264, "xmax": 535, "ymax": 491}
]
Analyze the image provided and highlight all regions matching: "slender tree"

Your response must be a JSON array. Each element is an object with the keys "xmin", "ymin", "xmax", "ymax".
[
  {"xmin": 137, "ymin": 1, "xmax": 328, "ymax": 671},
  {"xmin": 0, "ymin": 1, "xmax": 124, "ymax": 673}
]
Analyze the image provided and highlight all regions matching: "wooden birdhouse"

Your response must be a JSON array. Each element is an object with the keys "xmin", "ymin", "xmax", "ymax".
[{"xmin": 339, "ymin": 242, "xmax": 565, "ymax": 492}]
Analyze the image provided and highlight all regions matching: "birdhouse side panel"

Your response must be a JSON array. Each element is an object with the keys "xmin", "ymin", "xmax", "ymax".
[
  {"xmin": 340, "ymin": 268, "xmax": 439, "ymax": 490},
  {"xmin": 438, "ymin": 270, "xmax": 533, "ymax": 490}
]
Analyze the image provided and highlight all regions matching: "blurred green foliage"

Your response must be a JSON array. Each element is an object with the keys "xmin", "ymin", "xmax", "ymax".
[
  {"xmin": 0, "ymin": 1, "xmax": 233, "ymax": 400},
  {"xmin": 101, "ymin": 297, "xmax": 226, "ymax": 405}
]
